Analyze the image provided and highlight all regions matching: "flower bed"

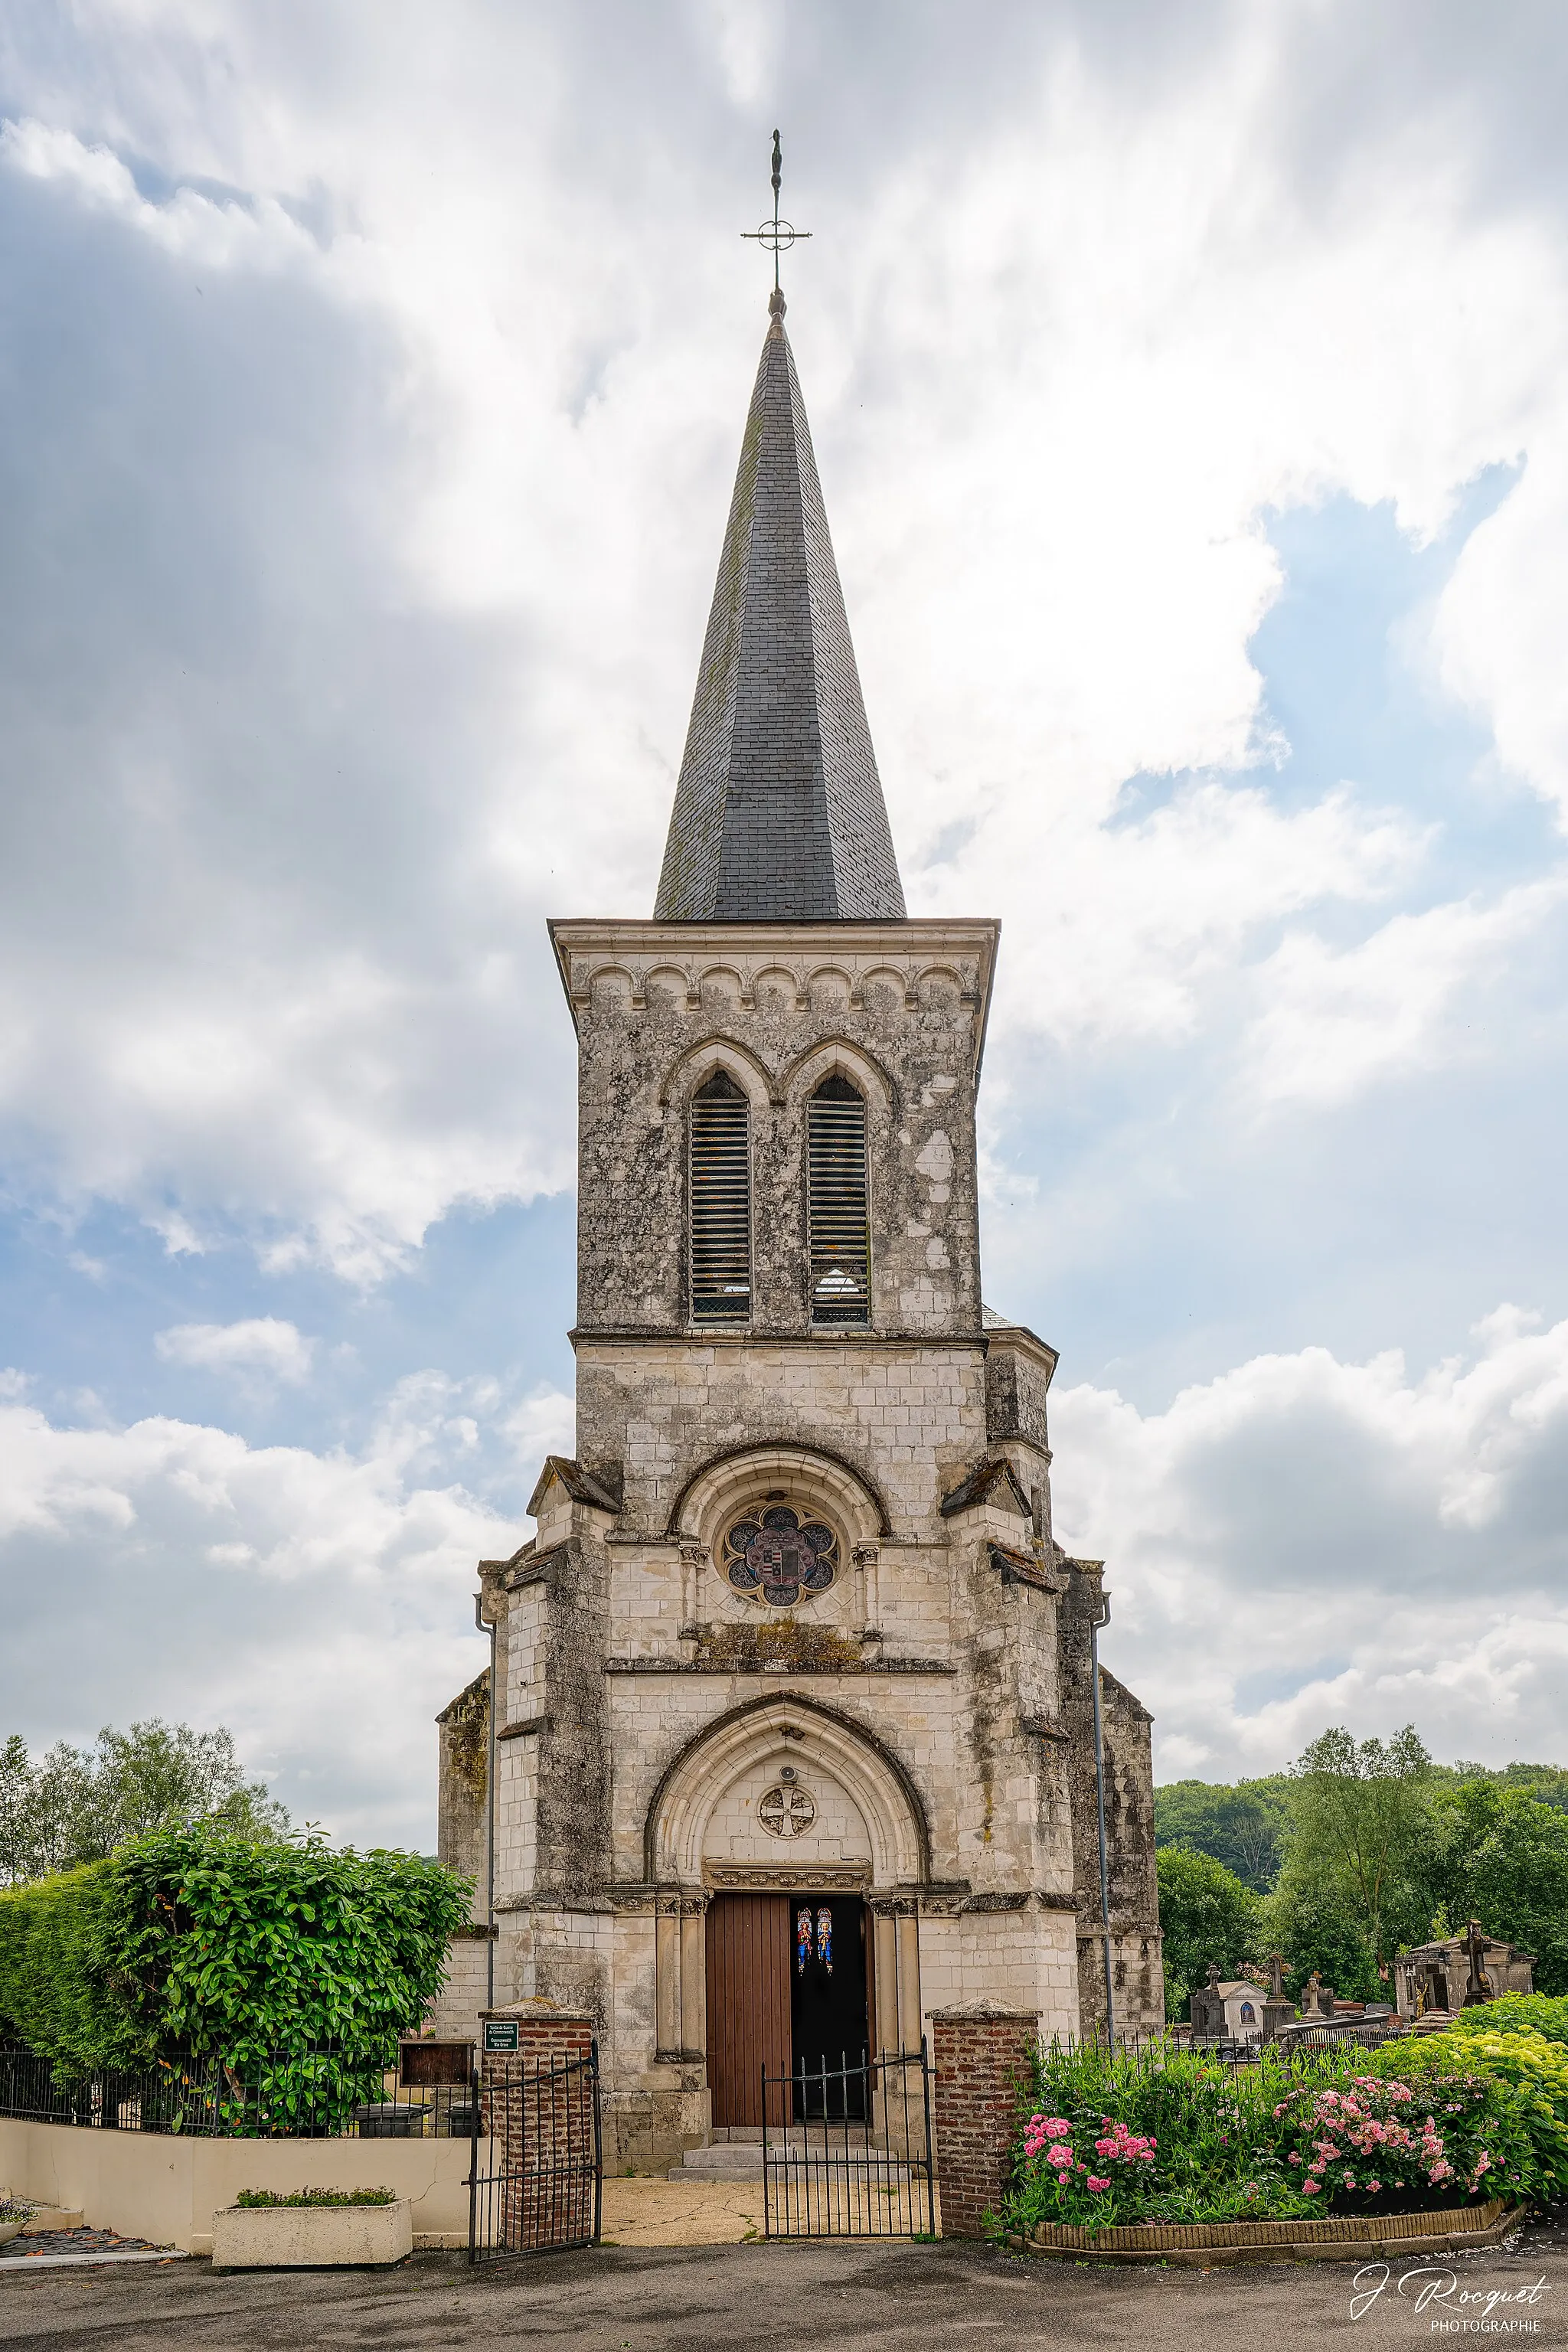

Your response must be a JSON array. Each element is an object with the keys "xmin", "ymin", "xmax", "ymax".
[
  {"xmin": 234, "ymin": 2186, "xmax": 397, "ymax": 2208},
  {"xmin": 1002, "ymin": 2033, "xmax": 1568, "ymax": 2243}
]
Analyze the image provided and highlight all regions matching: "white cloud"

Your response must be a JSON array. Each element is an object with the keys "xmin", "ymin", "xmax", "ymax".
[
  {"xmin": 0, "ymin": 6, "xmax": 1563, "ymax": 1274},
  {"xmin": 1435, "ymin": 443, "xmax": 1568, "ymax": 818},
  {"xmin": 0, "ymin": 116, "xmax": 320, "ymax": 271},
  {"xmin": 0, "ymin": 1383, "xmax": 531, "ymax": 1843},
  {"xmin": 502, "ymin": 1387, "xmax": 579, "ymax": 1468},
  {"xmin": 1051, "ymin": 1304, "xmax": 1568, "ymax": 1776},
  {"xmin": 1240, "ymin": 879, "xmax": 1568, "ymax": 1110},
  {"xmin": 155, "ymin": 1316, "xmax": 317, "ymax": 1383}
]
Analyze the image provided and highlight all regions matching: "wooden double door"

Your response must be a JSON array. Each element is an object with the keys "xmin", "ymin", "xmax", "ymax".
[{"xmin": 705, "ymin": 1891, "xmax": 871, "ymax": 2128}]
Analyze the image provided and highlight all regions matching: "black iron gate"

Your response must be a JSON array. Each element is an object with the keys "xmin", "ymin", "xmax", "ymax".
[
  {"xmin": 761, "ymin": 2044, "xmax": 936, "ymax": 2239},
  {"xmin": 467, "ymin": 2043, "xmax": 602, "ymax": 2261}
]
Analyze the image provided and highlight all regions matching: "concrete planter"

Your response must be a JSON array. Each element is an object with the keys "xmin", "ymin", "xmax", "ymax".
[
  {"xmin": 0, "ymin": 2220, "xmax": 27, "ymax": 2249},
  {"xmin": 1024, "ymin": 2194, "xmax": 1524, "ymax": 2266},
  {"xmin": 211, "ymin": 2198, "xmax": 413, "ymax": 2269}
]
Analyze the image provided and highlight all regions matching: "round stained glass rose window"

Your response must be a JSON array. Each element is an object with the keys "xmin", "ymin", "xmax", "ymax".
[{"xmin": 723, "ymin": 1507, "xmax": 838, "ymax": 1606}]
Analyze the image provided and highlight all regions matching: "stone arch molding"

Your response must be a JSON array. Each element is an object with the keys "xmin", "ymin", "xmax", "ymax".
[
  {"xmin": 779, "ymin": 1036, "xmax": 894, "ymax": 1113},
  {"xmin": 666, "ymin": 1442, "xmax": 890, "ymax": 1548},
  {"xmin": 647, "ymin": 1693, "xmax": 930, "ymax": 1888},
  {"xmin": 656, "ymin": 1034, "xmax": 777, "ymax": 1109}
]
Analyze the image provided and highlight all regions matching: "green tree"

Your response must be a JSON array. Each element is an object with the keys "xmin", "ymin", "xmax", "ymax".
[
  {"xmin": 1288, "ymin": 1723, "xmax": 1433, "ymax": 1971},
  {"xmin": 1154, "ymin": 1776, "xmax": 1294, "ymax": 1891},
  {"xmin": 1262, "ymin": 1865, "xmax": 1380, "ymax": 2002},
  {"xmin": 1467, "ymin": 1797, "xmax": 1568, "ymax": 1996},
  {"xmin": 1155, "ymin": 1846, "xmax": 1263, "ymax": 2021},
  {"xmin": 0, "ymin": 1722, "xmax": 287, "ymax": 1883},
  {"xmin": 1453, "ymin": 1761, "xmax": 1568, "ymax": 1814}
]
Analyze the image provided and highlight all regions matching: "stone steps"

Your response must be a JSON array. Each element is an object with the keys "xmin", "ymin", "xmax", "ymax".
[
  {"xmin": 668, "ymin": 2138, "xmax": 915, "ymax": 2183},
  {"xmin": 668, "ymin": 2145, "xmax": 766, "ymax": 2180}
]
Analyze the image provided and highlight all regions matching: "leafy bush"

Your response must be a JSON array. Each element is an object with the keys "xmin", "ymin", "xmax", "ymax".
[
  {"xmin": 0, "ymin": 1824, "xmax": 469, "ymax": 2099},
  {"xmin": 1449, "ymin": 1994, "xmax": 1568, "ymax": 2047},
  {"xmin": 1377, "ymin": 2029, "xmax": 1568, "ymax": 2203},
  {"xmin": 234, "ymin": 2186, "xmax": 397, "ymax": 2207},
  {"xmin": 100, "ymin": 1828, "xmax": 468, "ymax": 2065}
]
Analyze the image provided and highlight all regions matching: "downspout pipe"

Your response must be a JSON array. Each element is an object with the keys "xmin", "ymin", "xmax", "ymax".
[
  {"xmin": 1090, "ymin": 1589, "xmax": 1115, "ymax": 2044},
  {"xmin": 475, "ymin": 1591, "xmax": 497, "ymax": 2012}
]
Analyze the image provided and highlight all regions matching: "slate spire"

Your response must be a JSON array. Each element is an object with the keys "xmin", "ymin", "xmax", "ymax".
[{"xmin": 654, "ymin": 293, "xmax": 906, "ymax": 923}]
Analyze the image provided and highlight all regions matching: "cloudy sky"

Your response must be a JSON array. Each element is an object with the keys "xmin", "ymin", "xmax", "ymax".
[{"xmin": 2, "ymin": 1, "xmax": 1565, "ymax": 1846}]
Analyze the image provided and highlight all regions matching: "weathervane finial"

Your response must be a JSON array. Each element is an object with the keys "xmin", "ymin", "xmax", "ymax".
[{"xmin": 742, "ymin": 126, "xmax": 810, "ymax": 309}]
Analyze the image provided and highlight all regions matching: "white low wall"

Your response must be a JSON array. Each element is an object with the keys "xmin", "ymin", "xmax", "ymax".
[{"xmin": 0, "ymin": 2118, "xmax": 483, "ymax": 2255}]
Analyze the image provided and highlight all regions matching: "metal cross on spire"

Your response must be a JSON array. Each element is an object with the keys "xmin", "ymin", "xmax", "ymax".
[{"xmin": 742, "ymin": 127, "xmax": 810, "ymax": 303}]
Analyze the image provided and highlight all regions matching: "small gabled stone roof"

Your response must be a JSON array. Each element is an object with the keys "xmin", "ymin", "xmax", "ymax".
[
  {"xmin": 1097, "ymin": 1664, "xmax": 1154, "ymax": 1723},
  {"xmin": 1403, "ymin": 1933, "xmax": 1534, "ymax": 1962},
  {"xmin": 989, "ymin": 1541, "xmax": 1064, "ymax": 1592},
  {"xmin": 654, "ymin": 293, "xmax": 906, "ymax": 923},
  {"xmin": 526, "ymin": 1455, "xmax": 621, "ymax": 1518},
  {"xmin": 436, "ymin": 1668, "xmax": 489, "ymax": 1724},
  {"xmin": 939, "ymin": 1455, "xmax": 1032, "ymax": 1520}
]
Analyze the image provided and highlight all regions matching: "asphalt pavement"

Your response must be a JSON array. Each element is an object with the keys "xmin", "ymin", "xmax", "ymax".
[{"xmin": 1, "ymin": 2208, "xmax": 1563, "ymax": 2351}]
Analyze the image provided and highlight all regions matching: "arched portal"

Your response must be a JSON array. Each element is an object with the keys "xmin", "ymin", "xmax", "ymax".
[{"xmin": 647, "ymin": 1696, "xmax": 928, "ymax": 2128}]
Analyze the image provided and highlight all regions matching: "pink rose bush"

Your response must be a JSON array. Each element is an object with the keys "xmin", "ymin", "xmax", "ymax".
[
  {"xmin": 1019, "ymin": 2110, "xmax": 1161, "ymax": 2223},
  {"xmin": 1272, "ymin": 2070, "xmax": 1530, "ymax": 2214}
]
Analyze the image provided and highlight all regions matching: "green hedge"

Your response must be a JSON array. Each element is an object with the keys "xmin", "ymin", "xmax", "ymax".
[
  {"xmin": 0, "ymin": 1861, "xmax": 147, "ymax": 2072},
  {"xmin": 0, "ymin": 1827, "xmax": 469, "ymax": 2078}
]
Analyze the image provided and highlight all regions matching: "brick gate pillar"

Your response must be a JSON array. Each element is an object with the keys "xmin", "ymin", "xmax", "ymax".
[
  {"xmin": 479, "ymin": 2000, "xmax": 597, "ymax": 2249},
  {"xmin": 929, "ymin": 2004, "xmax": 1039, "ymax": 2238}
]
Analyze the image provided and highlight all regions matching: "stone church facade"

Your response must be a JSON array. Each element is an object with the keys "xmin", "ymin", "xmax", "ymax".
[{"xmin": 436, "ymin": 287, "xmax": 1161, "ymax": 2166}]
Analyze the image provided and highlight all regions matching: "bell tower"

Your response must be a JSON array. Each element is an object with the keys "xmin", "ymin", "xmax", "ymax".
[
  {"xmin": 556, "ymin": 283, "xmax": 1000, "ymax": 1416},
  {"xmin": 437, "ymin": 254, "xmax": 1162, "ymax": 2169}
]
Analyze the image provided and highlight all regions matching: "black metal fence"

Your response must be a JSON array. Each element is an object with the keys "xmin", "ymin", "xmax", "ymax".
[
  {"xmin": 761, "ymin": 2046, "xmax": 936, "ymax": 2240},
  {"xmin": 467, "ymin": 2045, "xmax": 601, "ymax": 2262},
  {"xmin": 1046, "ymin": 2021, "xmax": 1408, "ymax": 2071},
  {"xmin": 0, "ymin": 2043, "xmax": 476, "ymax": 2139}
]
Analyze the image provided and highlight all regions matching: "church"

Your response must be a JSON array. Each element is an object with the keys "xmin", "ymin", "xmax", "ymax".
[{"xmin": 435, "ymin": 282, "xmax": 1162, "ymax": 2168}]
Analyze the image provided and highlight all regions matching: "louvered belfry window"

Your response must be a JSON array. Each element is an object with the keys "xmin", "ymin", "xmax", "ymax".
[
  {"xmin": 808, "ymin": 1075, "xmax": 871, "ymax": 1325},
  {"xmin": 690, "ymin": 1070, "xmax": 752, "ymax": 1322}
]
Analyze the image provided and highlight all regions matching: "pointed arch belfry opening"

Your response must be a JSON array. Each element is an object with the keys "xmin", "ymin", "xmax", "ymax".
[
  {"xmin": 689, "ymin": 1067, "xmax": 752, "ymax": 1323},
  {"xmin": 808, "ymin": 1074, "xmax": 871, "ymax": 1325}
]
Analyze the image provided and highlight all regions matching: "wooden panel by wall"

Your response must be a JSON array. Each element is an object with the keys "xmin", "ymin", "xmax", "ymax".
[{"xmin": 705, "ymin": 1893, "xmax": 791, "ymax": 2128}]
